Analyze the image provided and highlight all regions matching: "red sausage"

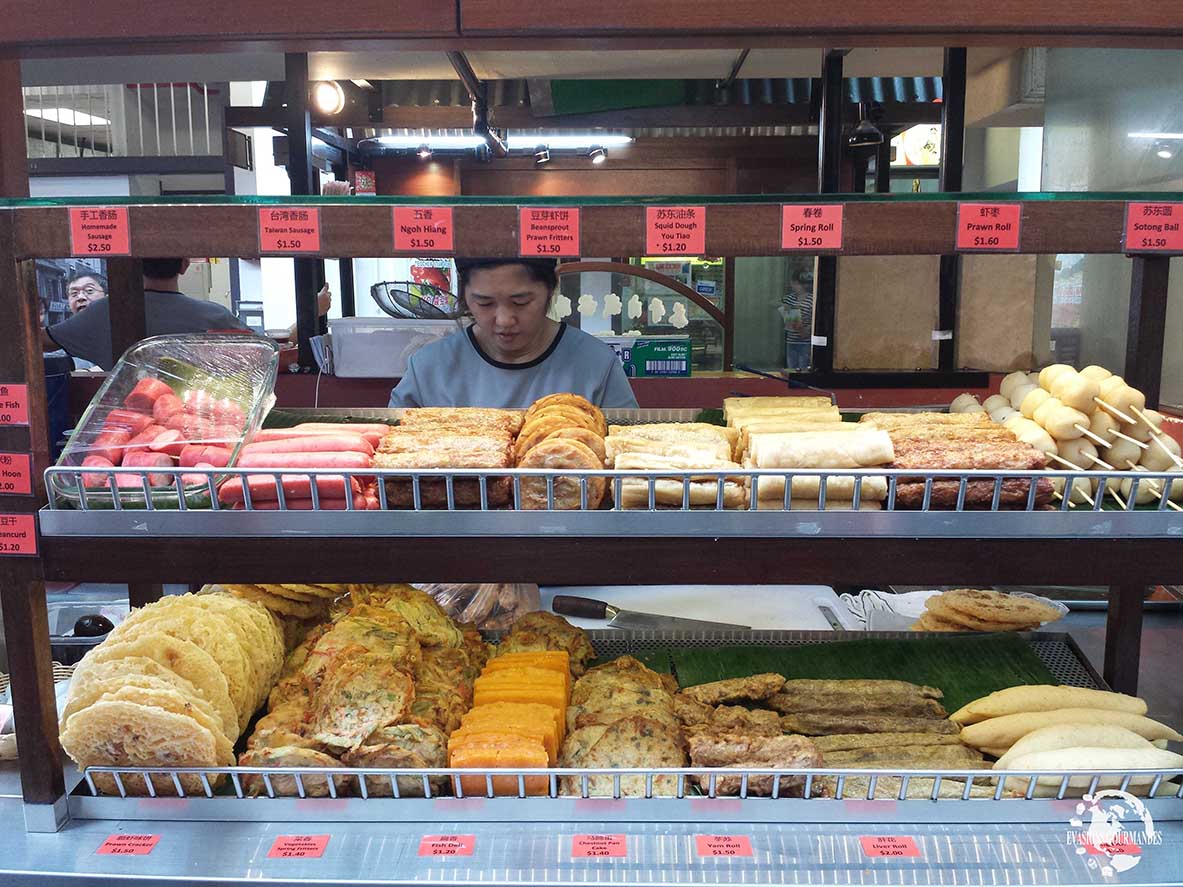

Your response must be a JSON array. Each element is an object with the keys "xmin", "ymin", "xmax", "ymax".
[
  {"xmin": 236, "ymin": 451, "xmax": 372, "ymax": 470},
  {"xmin": 212, "ymin": 398, "xmax": 247, "ymax": 428},
  {"xmin": 123, "ymin": 377, "xmax": 174, "ymax": 412},
  {"xmin": 124, "ymin": 451, "xmax": 174, "ymax": 486},
  {"xmin": 241, "ymin": 434, "xmax": 374, "ymax": 457},
  {"xmin": 292, "ymin": 422, "xmax": 392, "ymax": 434},
  {"xmin": 148, "ymin": 429, "xmax": 189, "ymax": 459},
  {"xmin": 218, "ymin": 474, "xmax": 360, "ymax": 504},
  {"xmin": 230, "ymin": 493, "xmax": 367, "ymax": 510},
  {"xmin": 249, "ymin": 427, "xmax": 381, "ymax": 449},
  {"xmin": 124, "ymin": 424, "xmax": 167, "ymax": 455},
  {"xmin": 89, "ymin": 429, "xmax": 132, "ymax": 465},
  {"xmin": 103, "ymin": 409, "xmax": 154, "ymax": 437},
  {"xmin": 182, "ymin": 463, "xmax": 218, "ymax": 487},
  {"xmin": 152, "ymin": 394, "xmax": 185, "ymax": 422},
  {"xmin": 179, "ymin": 445, "xmax": 233, "ymax": 468},
  {"xmin": 80, "ymin": 455, "xmax": 115, "ymax": 488}
]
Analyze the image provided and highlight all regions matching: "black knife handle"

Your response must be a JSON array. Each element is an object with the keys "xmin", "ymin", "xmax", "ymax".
[{"xmin": 552, "ymin": 595, "xmax": 610, "ymax": 620}]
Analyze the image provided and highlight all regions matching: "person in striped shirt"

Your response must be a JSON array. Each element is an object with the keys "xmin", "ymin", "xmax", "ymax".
[{"xmin": 778, "ymin": 268, "xmax": 815, "ymax": 371}]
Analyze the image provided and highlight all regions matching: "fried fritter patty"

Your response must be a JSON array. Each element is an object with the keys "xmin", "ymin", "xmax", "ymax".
[
  {"xmin": 681, "ymin": 673, "xmax": 786, "ymax": 706},
  {"xmin": 688, "ymin": 731, "xmax": 821, "ymax": 796},
  {"xmin": 780, "ymin": 712, "xmax": 960, "ymax": 736},
  {"xmin": 498, "ymin": 612, "xmax": 595, "ymax": 676}
]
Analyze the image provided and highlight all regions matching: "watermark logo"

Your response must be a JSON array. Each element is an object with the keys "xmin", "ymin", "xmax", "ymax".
[{"xmin": 1067, "ymin": 789, "xmax": 1162, "ymax": 876}]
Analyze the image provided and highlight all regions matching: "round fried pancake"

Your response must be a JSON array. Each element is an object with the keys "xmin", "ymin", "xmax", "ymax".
[
  {"xmin": 936, "ymin": 589, "xmax": 1061, "ymax": 626},
  {"xmin": 518, "ymin": 439, "xmax": 605, "ymax": 509},
  {"xmin": 73, "ymin": 635, "xmax": 238, "ymax": 741}
]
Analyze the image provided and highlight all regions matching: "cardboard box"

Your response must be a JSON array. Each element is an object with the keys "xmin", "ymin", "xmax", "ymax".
[{"xmin": 602, "ymin": 335, "xmax": 692, "ymax": 377}]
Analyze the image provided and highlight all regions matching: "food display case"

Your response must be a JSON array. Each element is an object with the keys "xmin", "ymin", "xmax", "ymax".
[{"xmin": 2, "ymin": 196, "xmax": 1183, "ymax": 886}]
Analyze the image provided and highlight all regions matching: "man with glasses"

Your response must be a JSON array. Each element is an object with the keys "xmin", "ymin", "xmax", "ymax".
[{"xmin": 65, "ymin": 271, "xmax": 108, "ymax": 315}]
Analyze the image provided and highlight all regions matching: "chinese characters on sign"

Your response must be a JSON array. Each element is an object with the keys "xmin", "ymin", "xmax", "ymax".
[
  {"xmin": 781, "ymin": 205, "xmax": 844, "ymax": 251},
  {"xmin": 394, "ymin": 207, "xmax": 455, "ymax": 253},
  {"xmin": 859, "ymin": 836, "xmax": 922, "ymax": 858},
  {"xmin": 519, "ymin": 207, "xmax": 581, "ymax": 257},
  {"xmin": 955, "ymin": 203, "xmax": 1022, "ymax": 251},
  {"xmin": 572, "ymin": 834, "xmax": 628, "ymax": 858},
  {"xmin": 0, "ymin": 452, "xmax": 32, "ymax": 496},
  {"xmin": 0, "ymin": 384, "xmax": 29, "ymax": 426},
  {"xmin": 0, "ymin": 514, "xmax": 36, "ymax": 556},
  {"xmin": 96, "ymin": 834, "xmax": 160, "ymax": 856},
  {"xmin": 1123, "ymin": 202, "xmax": 1183, "ymax": 253},
  {"xmin": 258, "ymin": 208, "xmax": 321, "ymax": 253},
  {"xmin": 69, "ymin": 207, "xmax": 130, "ymax": 256},
  {"xmin": 695, "ymin": 835, "xmax": 754, "ymax": 857},
  {"xmin": 267, "ymin": 835, "xmax": 330, "ymax": 859},
  {"xmin": 418, "ymin": 835, "xmax": 476, "ymax": 857},
  {"xmin": 645, "ymin": 206, "xmax": 706, "ymax": 256}
]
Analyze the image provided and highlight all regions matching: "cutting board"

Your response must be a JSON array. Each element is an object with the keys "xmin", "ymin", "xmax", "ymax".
[{"xmin": 540, "ymin": 585, "xmax": 854, "ymax": 632}]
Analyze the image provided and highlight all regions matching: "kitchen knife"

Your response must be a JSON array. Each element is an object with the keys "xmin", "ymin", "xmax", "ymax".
[{"xmin": 552, "ymin": 595, "xmax": 750, "ymax": 631}]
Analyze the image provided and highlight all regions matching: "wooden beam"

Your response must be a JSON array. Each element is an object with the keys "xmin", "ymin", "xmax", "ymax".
[
  {"xmin": 7, "ymin": 199, "xmax": 1143, "ymax": 260},
  {"xmin": 459, "ymin": 0, "xmax": 1183, "ymax": 45},
  {"xmin": 0, "ymin": 59, "xmax": 28, "ymax": 198}
]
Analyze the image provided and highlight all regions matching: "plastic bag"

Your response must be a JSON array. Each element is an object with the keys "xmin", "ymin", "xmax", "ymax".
[{"xmin": 415, "ymin": 583, "xmax": 541, "ymax": 630}]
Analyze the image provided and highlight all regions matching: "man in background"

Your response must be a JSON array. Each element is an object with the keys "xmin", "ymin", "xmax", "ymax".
[
  {"xmin": 65, "ymin": 271, "xmax": 108, "ymax": 315},
  {"xmin": 42, "ymin": 258, "xmax": 251, "ymax": 370}
]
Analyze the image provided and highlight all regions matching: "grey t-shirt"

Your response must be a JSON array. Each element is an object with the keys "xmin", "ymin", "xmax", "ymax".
[
  {"xmin": 389, "ymin": 323, "xmax": 639, "ymax": 409},
  {"xmin": 47, "ymin": 290, "xmax": 250, "ymax": 369}
]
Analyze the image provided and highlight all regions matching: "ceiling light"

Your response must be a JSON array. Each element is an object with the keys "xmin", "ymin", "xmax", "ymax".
[
  {"xmin": 589, "ymin": 146, "xmax": 607, "ymax": 164},
  {"xmin": 1129, "ymin": 132, "xmax": 1183, "ymax": 140},
  {"xmin": 372, "ymin": 135, "xmax": 487, "ymax": 150},
  {"xmin": 1155, "ymin": 141, "xmax": 1174, "ymax": 160},
  {"xmin": 311, "ymin": 80, "xmax": 345, "ymax": 115},
  {"xmin": 534, "ymin": 145, "xmax": 550, "ymax": 164},
  {"xmin": 417, "ymin": 143, "xmax": 433, "ymax": 159},
  {"xmin": 24, "ymin": 107, "xmax": 111, "ymax": 127}
]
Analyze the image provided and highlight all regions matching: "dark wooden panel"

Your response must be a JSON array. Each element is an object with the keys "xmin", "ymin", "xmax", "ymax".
[
  {"xmin": 1021, "ymin": 200, "xmax": 1127, "ymax": 254},
  {"xmin": 319, "ymin": 203, "xmax": 397, "ymax": 256},
  {"xmin": 0, "ymin": 1, "xmax": 456, "ymax": 49},
  {"xmin": 454, "ymin": 205, "xmax": 519, "ymax": 257},
  {"xmin": 39, "ymin": 535, "xmax": 1183, "ymax": 587},
  {"xmin": 0, "ymin": 59, "xmax": 28, "ymax": 199},
  {"xmin": 845, "ymin": 202, "xmax": 956, "ymax": 255},
  {"xmin": 459, "ymin": 0, "xmax": 1183, "ymax": 42},
  {"xmin": 581, "ymin": 206, "xmax": 644, "ymax": 257},
  {"xmin": 707, "ymin": 204, "xmax": 787, "ymax": 256},
  {"xmin": 1104, "ymin": 585, "xmax": 1146, "ymax": 695}
]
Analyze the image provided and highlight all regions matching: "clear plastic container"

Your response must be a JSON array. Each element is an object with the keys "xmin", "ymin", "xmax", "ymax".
[
  {"xmin": 329, "ymin": 318, "xmax": 457, "ymax": 377},
  {"xmin": 50, "ymin": 334, "xmax": 279, "ymax": 510}
]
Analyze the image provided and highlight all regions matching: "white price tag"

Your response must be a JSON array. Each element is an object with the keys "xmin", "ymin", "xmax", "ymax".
[
  {"xmin": 810, "ymin": 335, "xmax": 828, "ymax": 347},
  {"xmin": 931, "ymin": 330, "xmax": 953, "ymax": 341}
]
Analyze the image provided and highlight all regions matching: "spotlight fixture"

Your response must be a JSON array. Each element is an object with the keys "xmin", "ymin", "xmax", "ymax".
[
  {"xmin": 534, "ymin": 145, "xmax": 551, "ymax": 165},
  {"xmin": 847, "ymin": 118, "xmax": 884, "ymax": 148},
  {"xmin": 589, "ymin": 145, "xmax": 607, "ymax": 165},
  {"xmin": 1155, "ymin": 141, "xmax": 1174, "ymax": 160},
  {"xmin": 311, "ymin": 80, "xmax": 345, "ymax": 115},
  {"xmin": 417, "ymin": 143, "xmax": 433, "ymax": 159}
]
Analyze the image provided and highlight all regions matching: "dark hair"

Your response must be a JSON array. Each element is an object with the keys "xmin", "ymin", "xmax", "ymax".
[
  {"xmin": 455, "ymin": 258, "xmax": 559, "ymax": 299},
  {"xmin": 66, "ymin": 270, "xmax": 108, "ymax": 292},
  {"xmin": 142, "ymin": 258, "xmax": 185, "ymax": 279}
]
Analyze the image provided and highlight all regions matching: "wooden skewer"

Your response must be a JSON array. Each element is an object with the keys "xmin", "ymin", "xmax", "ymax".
[
  {"xmin": 1056, "ymin": 481, "xmax": 1096, "ymax": 507},
  {"xmin": 1084, "ymin": 453, "xmax": 1116, "ymax": 471},
  {"xmin": 1150, "ymin": 432, "xmax": 1183, "ymax": 469},
  {"xmin": 1110, "ymin": 428, "xmax": 1149, "ymax": 450},
  {"xmin": 1108, "ymin": 488, "xmax": 1129, "ymax": 510},
  {"xmin": 1048, "ymin": 452, "xmax": 1087, "ymax": 471},
  {"xmin": 1120, "ymin": 461, "xmax": 1183, "ymax": 512},
  {"xmin": 1073, "ymin": 424, "xmax": 1112, "ymax": 448},
  {"xmin": 1094, "ymin": 397, "xmax": 1137, "ymax": 425},
  {"xmin": 1129, "ymin": 405, "xmax": 1163, "ymax": 434}
]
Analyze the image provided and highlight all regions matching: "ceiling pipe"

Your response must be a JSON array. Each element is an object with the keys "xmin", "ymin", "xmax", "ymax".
[{"xmin": 445, "ymin": 50, "xmax": 507, "ymax": 158}]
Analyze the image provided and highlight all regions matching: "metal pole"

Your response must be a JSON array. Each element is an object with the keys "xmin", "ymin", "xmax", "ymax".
[
  {"xmin": 937, "ymin": 47, "xmax": 967, "ymax": 372},
  {"xmin": 285, "ymin": 53, "xmax": 320, "ymax": 370},
  {"xmin": 812, "ymin": 49, "xmax": 844, "ymax": 375},
  {"xmin": 874, "ymin": 137, "xmax": 891, "ymax": 193},
  {"xmin": 1124, "ymin": 255, "xmax": 1170, "ymax": 409}
]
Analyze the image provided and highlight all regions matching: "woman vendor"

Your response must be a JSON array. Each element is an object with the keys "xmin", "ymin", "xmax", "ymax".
[{"xmin": 388, "ymin": 257, "xmax": 638, "ymax": 409}]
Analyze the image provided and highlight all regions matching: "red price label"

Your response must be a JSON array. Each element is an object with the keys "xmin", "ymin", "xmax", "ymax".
[
  {"xmin": 267, "ymin": 835, "xmax": 330, "ymax": 859},
  {"xmin": 781, "ymin": 204, "xmax": 843, "ymax": 251},
  {"xmin": 572, "ymin": 834, "xmax": 627, "ymax": 858},
  {"xmin": 352, "ymin": 170, "xmax": 377, "ymax": 196},
  {"xmin": 0, "ymin": 384, "xmax": 30, "ymax": 427},
  {"xmin": 69, "ymin": 207, "xmax": 130, "ymax": 257},
  {"xmin": 97, "ymin": 834, "xmax": 159, "ymax": 856},
  {"xmin": 519, "ymin": 207, "xmax": 581, "ymax": 257},
  {"xmin": 394, "ymin": 206, "xmax": 455, "ymax": 253},
  {"xmin": 956, "ymin": 203, "xmax": 1022, "ymax": 251},
  {"xmin": 0, "ymin": 453, "xmax": 32, "ymax": 496},
  {"xmin": 259, "ymin": 207, "xmax": 321, "ymax": 253},
  {"xmin": 859, "ymin": 836, "xmax": 922, "ymax": 858},
  {"xmin": 0, "ymin": 514, "xmax": 37, "ymax": 556},
  {"xmin": 646, "ymin": 206, "xmax": 706, "ymax": 256},
  {"xmin": 418, "ymin": 835, "xmax": 476, "ymax": 857},
  {"xmin": 1124, "ymin": 202, "xmax": 1183, "ymax": 253},
  {"xmin": 1082, "ymin": 836, "xmax": 1142, "ymax": 856},
  {"xmin": 695, "ymin": 835, "xmax": 754, "ymax": 857}
]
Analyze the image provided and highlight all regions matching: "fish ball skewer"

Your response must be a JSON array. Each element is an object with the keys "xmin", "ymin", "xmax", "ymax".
[
  {"xmin": 1079, "ymin": 365, "xmax": 1113, "ymax": 383},
  {"xmin": 1046, "ymin": 405, "xmax": 1091, "ymax": 441},
  {"xmin": 1033, "ymin": 397, "xmax": 1063, "ymax": 427},
  {"xmin": 1056, "ymin": 438, "xmax": 1099, "ymax": 470},
  {"xmin": 1038, "ymin": 364, "xmax": 1074, "ymax": 390},
  {"xmin": 1008, "ymin": 383, "xmax": 1038, "ymax": 410},
  {"xmin": 999, "ymin": 371, "xmax": 1031, "ymax": 400},
  {"xmin": 1020, "ymin": 388, "xmax": 1051, "ymax": 419},
  {"xmin": 1141, "ymin": 434, "xmax": 1183, "ymax": 472},
  {"xmin": 1051, "ymin": 373, "xmax": 1100, "ymax": 415}
]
